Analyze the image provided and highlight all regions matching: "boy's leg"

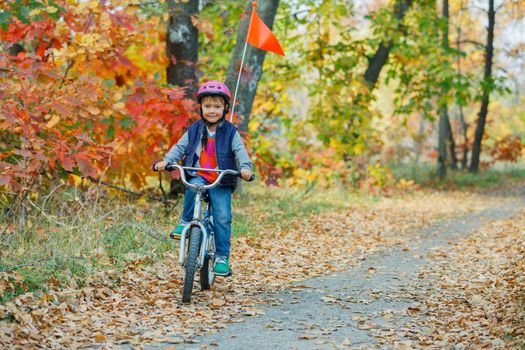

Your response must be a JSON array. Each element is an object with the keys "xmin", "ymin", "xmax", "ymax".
[
  {"xmin": 208, "ymin": 186, "xmax": 232, "ymax": 275},
  {"xmin": 171, "ymin": 176, "xmax": 207, "ymax": 238}
]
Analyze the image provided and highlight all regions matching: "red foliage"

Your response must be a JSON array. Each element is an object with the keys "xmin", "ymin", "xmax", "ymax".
[
  {"xmin": 0, "ymin": 2, "xmax": 194, "ymax": 192},
  {"xmin": 490, "ymin": 135, "xmax": 523, "ymax": 163}
]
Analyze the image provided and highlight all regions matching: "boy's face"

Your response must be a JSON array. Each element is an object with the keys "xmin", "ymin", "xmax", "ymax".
[{"xmin": 201, "ymin": 96, "xmax": 225, "ymax": 124}]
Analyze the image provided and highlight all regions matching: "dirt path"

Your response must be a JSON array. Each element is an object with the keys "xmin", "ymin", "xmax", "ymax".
[{"xmin": 165, "ymin": 198, "xmax": 525, "ymax": 350}]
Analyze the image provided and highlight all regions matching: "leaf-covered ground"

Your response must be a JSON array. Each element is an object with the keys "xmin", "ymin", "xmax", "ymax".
[
  {"xmin": 405, "ymin": 211, "xmax": 524, "ymax": 348},
  {"xmin": 0, "ymin": 188, "xmax": 521, "ymax": 349}
]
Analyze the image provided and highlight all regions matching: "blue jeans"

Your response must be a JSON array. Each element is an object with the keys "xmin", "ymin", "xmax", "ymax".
[{"xmin": 181, "ymin": 176, "xmax": 232, "ymax": 258}]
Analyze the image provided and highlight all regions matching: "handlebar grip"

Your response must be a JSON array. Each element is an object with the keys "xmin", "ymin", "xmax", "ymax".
[
  {"xmin": 237, "ymin": 173, "xmax": 255, "ymax": 182},
  {"xmin": 152, "ymin": 162, "xmax": 159, "ymax": 172}
]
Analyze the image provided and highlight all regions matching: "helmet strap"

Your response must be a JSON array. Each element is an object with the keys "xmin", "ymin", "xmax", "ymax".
[{"xmin": 206, "ymin": 117, "xmax": 223, "ymax": 126}]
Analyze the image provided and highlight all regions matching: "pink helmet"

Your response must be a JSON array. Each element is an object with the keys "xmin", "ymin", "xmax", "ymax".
[{"xmin": 197, "ymin": 80, "xmax": 232, "ymax": 104}]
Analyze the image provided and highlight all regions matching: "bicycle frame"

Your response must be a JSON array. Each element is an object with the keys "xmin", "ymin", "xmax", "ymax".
[
  {"xmin": 153, "ymin": 162, "xmax": 255, "ymax": 302},
  {"xmin": 167, "ymin": 165, "xmax": 239, "ymax": 268}
]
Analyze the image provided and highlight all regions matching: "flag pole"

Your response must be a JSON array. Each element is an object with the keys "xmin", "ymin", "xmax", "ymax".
[{"xmin": 230, "ymin": 2, "xmax": 257, "ymax": 122}]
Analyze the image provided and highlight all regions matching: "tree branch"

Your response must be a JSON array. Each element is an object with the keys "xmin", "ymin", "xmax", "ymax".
[
  {"xmin": 82, "ymin": 174, "xmax": 176, "ymax": 205},
  {"xmin": 465, "ymin": 4, "xmax": 488, "ymax": 14},
  {"xmin": 457, "ymin": 39, "xmax": 485, "ymax": 48}
]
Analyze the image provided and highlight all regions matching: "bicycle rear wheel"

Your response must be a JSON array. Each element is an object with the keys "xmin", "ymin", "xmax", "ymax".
[
  {"xmin": 200, "ymin": 234, "xmax": 215, "ymax": 290},
  {"xmin": 182, "ymin": 226, "xmax": 202, "ymax": 303}
]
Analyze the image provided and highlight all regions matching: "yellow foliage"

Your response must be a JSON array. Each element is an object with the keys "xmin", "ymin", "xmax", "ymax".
[
  {"xmin": 249, "ymin": 121, "xmax": 260, "ymax": 132},
  {"xmin": 53, "ymin": 22, "xmax": 70, "ymax": 42},
  {"xmin": 99, "ymin": 12, "xmax": 111, "ymax": 31},
  {"xmin": 46, "ymin": 115, "xmax": 60, "ymax": 128},
  {"xmin": 113, "ymin": 102, "xmax": 126, "ymax": 111},
  {"xmin": 87, "ymin": 106, "xmax": 100, "ymax": 115},
  {"xmin": 46, "ymin": 6, "xmax": 58, "ymax": 13},
  {"xmin": 113, "ymin": 93, "xmax": 123, "ymax": 102},
  {"xmin": 29, "ymin": 9, "xmax": 42, "ymax": 16},
  {"xmin": 67, "ymin": 173, "xmax": 83, "ymax": 186},
  {"xmin": 76, "ymin": 0, "xmax": 99, "ymax": 12}
]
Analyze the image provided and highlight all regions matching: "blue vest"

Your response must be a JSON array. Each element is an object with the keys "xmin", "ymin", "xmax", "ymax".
[{"xmin": 183, "ymin": 119, "xmax": 238, "ymax": 187}]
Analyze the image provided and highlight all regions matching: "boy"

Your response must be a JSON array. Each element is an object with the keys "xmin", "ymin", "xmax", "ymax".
[{"xmin": 154, "ymin": 81, "xmax": 253, "ymax": 276}]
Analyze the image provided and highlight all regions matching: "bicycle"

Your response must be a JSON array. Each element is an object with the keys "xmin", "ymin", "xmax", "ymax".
[{"xmin": 154, "ymin": 163, "xmax": 254, "ymax": 303}]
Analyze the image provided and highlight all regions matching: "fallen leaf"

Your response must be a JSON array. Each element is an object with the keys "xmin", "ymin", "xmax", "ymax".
[
  {"xmin": 321, "ymin": 296, "xmax": 337, "ymax": 303},
  {"xmin": 299, "ymin": 334, "xmax": 316, "ymax": 340},
  {"xmin": 94, "ymin": 334, "xmax": 105, "ymax": 342}
]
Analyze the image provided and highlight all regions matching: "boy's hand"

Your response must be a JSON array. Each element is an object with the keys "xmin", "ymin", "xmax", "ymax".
[
  {"xmin": 240, "ymin": 169, "xmax": 252, "ymax": 181},
  {"xmin": 154, "ymin": 161, "xmax": 167, "ymax": 171}
]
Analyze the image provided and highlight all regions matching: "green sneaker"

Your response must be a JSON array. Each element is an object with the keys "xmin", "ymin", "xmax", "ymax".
[
  {"xmin": 213, "ymin": 257, "xmax": 230, "ymax": 276},
  {"xmin": 169, "ymin": 224, "xmax": 185, "ymax": 240}
]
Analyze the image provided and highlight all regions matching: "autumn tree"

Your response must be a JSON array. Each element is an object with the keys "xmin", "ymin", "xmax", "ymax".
[{"xmin": 0, "ymin": 0, "xmax": 195, "ymax": 200}]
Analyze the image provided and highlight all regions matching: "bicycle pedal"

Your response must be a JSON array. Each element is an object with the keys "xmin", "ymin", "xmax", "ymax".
[{"xmin": 169, "ymin": 233, "xmax": 181, "ymax": 240}]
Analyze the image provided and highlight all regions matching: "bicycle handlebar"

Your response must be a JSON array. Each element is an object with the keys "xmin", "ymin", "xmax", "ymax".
[{"xmin": 153, "ymin": 163, "xmax": 255, "ymax": 190}]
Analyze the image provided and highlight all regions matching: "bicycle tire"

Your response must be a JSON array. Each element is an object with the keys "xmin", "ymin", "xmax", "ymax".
[
  {"xmin": 200, "ymin": 234, "xmax": 215, "ymax": 290},
  {"xmin": 182, "ymin": 226, "xmax": 202, "ymax": 303}
]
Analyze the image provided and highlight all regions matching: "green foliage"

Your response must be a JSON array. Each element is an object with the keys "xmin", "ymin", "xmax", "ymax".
[
  {"xmin": 385, "ymin": 1, "xmax": 465, "ymax": 120},
  {"xmin": 198, "ymin": 1, "xmax": 245, "ymax": 77},
  {"xmin": 0, "ymin": 0, "xmax": 64, "ymax": 30},
  {"xmin": 250, "ymin": 0, "xmax": 379, "ymax": 172}
]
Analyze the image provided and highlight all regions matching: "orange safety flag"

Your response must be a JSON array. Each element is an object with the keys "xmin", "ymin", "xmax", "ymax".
[{"xmin": 246, "ymin": 4, "xmax": 285, "ymax": 56}]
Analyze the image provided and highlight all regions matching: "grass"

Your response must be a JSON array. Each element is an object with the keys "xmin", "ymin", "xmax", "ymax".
[
  {"xmin": 0, "ymin": 182, "xmax": 355, "ymax": 302},
  {"xmin": 231, "ymin": 184, "xmax": 356, "ymax": 237},
  {"xmin": 0, "ymin": 190, "xmax": 180, "ymax": 302}
]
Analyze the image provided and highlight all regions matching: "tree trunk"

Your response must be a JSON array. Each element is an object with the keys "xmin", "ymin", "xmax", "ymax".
[
  {"xmin": 166, "ymin": 0, "xmax": 199, "ymax": 196},
  {"xmin": 447, "ymin": 116, "xmax": 458, "ymax": 169},
  {"xmin": 363, "ymin": 0, "xmax": 412, "ymax": 88},
  {"xmin": 414, "ymin": 114, "xmax": 426, "ymax": 165},
  {"xmin": 225, "ymin": 0, "xmax": 280, "ymax": 132},
  {"xmin": 166, "ymin": 0, "xmax": 199, "ymax": 96},
  {"xmin": 437, "ymin": 107, "xmax": 448, "ymax": 178},
  {"xmin": 470, "ymin": 0, "xmax": 495, "ymax": 173},
  {"xmin": 459, "ymin": 104, "xmax": 468, "ymax": 169},
  {"xmin": 455, "ymin": 12, "xmax": 469, "ymax": 169},
  {"xmin": 437, "ymin": 0, "xmax": 449, "ymax": 178}
]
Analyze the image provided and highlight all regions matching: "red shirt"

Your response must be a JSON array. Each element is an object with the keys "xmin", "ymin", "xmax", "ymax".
[{"xmin": 196, "ymin": 136, "xmax": 218, "ymax": 183}]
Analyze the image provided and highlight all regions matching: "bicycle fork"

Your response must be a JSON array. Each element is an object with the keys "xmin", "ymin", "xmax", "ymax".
[{"xmin": 178, "ymin": 190, "xmax": 213, "ymax": 268}]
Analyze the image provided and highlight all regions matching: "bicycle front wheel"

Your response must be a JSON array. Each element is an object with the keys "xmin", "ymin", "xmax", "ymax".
[{"xmin": 182, "ymin": 226, "xmax": 202, "ymax": 303}]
